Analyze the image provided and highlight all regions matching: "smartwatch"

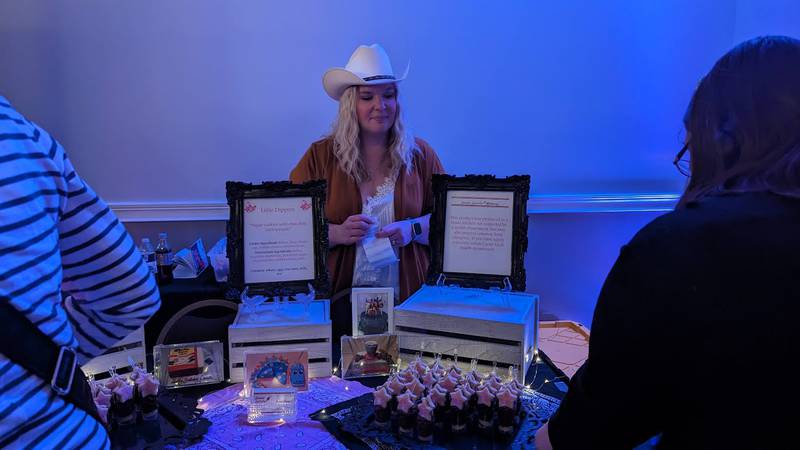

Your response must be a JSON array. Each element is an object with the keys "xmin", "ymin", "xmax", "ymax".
[{"xmin": 410, "ymin": 220, "xmax": 423, "ymax": 241}]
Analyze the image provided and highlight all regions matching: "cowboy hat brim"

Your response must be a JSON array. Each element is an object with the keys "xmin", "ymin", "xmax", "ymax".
[{"xmin": 322, "ymin": 63, "xmax": 409, "ymax": 101}]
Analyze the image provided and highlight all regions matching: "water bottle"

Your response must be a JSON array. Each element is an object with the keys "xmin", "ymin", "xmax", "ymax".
[
  {"xmin": 155, "ymin": 232, "xmax": 173, "ymax": 285},
  {"xmin": 140, "ymin": 238, "xmax": 156, "ymax": 275}
]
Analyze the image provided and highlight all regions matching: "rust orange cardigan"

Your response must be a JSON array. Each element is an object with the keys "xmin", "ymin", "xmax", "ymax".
[{"xmin": 290, "ymin": 137, "xmax": 445, "ymax": 303}]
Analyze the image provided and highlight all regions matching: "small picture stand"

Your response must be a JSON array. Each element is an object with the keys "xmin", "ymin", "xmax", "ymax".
[
  {"xmin": 351, "ymin": 287, "xmax": 395, "ymax": 336},
  {"xmin": 153, "ymin": 340, "xmax": 224, "ymax": 389},
  {"xmin": 248, "ymin": 387, "xmax": 297, "ymax": 424},
  {"xmin": 340, "ymin": 334, "xmax": 399, "ymax": 379}
]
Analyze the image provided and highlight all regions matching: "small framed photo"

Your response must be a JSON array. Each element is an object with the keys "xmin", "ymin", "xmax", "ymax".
[
  {"xmin": 351, "ymin": 287, "xmax": 394, "ymax": 336},
  {"xmin": 153, "ymin": 340, "xmax": 224, "ymax": 389},
  {"xmin": 244, "ymin": 350, "xmax": 309, "ymax": 396},
  {"xmin": 340, "ymin": 334, "xmax": 398, "ymax": 379},
  {"xmin": 427, "ymin": 174, "xmax": 531, "ymax": 291},
  {"xmin": 226, "ymin": 180, "xmax": 330, "ymax": 298}
]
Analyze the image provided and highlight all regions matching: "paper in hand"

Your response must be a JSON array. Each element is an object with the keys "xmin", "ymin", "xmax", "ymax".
[{"xmin": 361, "ymin": 221, "xmax": 398, "ymax": 268}]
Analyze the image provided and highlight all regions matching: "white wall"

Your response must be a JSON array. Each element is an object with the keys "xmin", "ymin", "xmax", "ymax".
[
  {"xmin": 0, "ymin": 0, "xmax": 739, "ymax": 204},
  {"xmin": 3, "ymin": 0, "xmax": 800, "ymax": 327}
]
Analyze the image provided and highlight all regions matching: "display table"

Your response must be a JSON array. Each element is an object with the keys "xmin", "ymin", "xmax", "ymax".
[
  {"xmin": 184, "ymin": 353, "xmax": 567, "ymax": 449},
  {"xmin": 189, "ymin": 377, "xmax": 372, "ymax": 449}
]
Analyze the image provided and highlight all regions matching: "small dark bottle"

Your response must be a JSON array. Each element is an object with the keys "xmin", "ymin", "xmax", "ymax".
[{"xmin": 155, "ymin": 232, "xmax": 173, "ymax": 285}]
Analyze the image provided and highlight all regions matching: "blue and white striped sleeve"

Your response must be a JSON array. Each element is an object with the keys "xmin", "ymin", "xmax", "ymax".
[{"xmin": 53, "ymin": 139, "xmax": 161, "ymax": 363}]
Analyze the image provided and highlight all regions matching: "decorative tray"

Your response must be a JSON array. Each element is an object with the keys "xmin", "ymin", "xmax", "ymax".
[{"xmin": 310, "ymin": 388, "xmax": 560, "ymax": 449}]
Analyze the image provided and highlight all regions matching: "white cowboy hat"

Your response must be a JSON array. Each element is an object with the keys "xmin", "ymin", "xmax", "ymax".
[{"xmin": 322, "ymin": 44, "xmax": 409, "ymax": 101}]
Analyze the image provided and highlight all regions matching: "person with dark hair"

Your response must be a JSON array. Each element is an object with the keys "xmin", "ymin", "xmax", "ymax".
[{"xmin": 536, "ymin": 36, "xmax": 800, "ymax": 449}]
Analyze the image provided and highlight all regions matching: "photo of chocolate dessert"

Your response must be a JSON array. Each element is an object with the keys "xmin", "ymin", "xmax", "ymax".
[
  {"xmin": 351, "ymin": 288, "xmax": 394, "ymax": 336},
  {"xmin": 341, "ymin": 334, "xmax": 398, "ymax": 378}
]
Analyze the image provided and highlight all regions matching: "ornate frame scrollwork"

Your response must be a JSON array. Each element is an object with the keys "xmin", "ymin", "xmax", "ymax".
[
  {"xmin": 226, "ymin": 180, "xmax": 329, "ymax": 298},
  {"xmin": 427, "ymin": 174, "xmax": 530, "ymax": 291}
]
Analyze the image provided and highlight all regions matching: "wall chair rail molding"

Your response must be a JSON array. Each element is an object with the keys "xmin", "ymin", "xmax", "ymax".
[
  {"xmin": 527, "ymin": 193, "xmax": 678, "ymax": 214},
  {"xmin": 109, "ymin": 193, "xmax": 679, "ymax": 223}
]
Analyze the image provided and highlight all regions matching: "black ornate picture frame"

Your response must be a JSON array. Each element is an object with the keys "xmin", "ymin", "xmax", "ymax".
[
  {"xmin": 427, "ymin": 174, "xmax": 530, "ymax": 291},
  {"xmin": 226, "ymin": 180, "xmax": 329, "ymax": 298}
]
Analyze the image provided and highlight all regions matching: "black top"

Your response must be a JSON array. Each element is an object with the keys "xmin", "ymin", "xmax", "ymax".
[{"xmin": 547, "ymin": 192, "xmax": 800, "ymax": 450}]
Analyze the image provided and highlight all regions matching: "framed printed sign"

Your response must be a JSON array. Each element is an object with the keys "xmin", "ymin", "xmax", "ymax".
[
  {"xmin": 226, "ymin": 180, "xmax": 330, "ymax": 298},
  {"xmin": 427, "ymin": 174, "xmax": 530, "ymax": 291}
]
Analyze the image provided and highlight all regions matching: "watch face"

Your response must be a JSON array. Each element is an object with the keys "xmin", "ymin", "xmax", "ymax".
[{"xmin": 412, "ymin": 222, "xmax": 422, "ymax": 236}]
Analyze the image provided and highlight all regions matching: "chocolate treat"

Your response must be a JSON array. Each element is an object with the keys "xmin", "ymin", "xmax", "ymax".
[
  {"xmin": 373, "ymin": 387, "xmax": 392, "ymax": 428},
  {"xmin": 421, "ymin": 370, "xmax": 438, "ymax": 390},
  {"xmin": 405, "ymin": 377, "xmax": 426, "ymax": 398},
  {"xmin": 95, "ymin": 388, "xmax": 112, "ymax": 408},
  {"xmin": 397, "ymin": 369, "xmax": 416, "ymax": 383},
  {"xmin": 96, "ymin": 404, "xmax": 109, "ymax": 425},
  {"xmin": 438, "ymin": 374, "xmax": 459, "ymax": 392},
  {"xmin": 413, "ymin": 357, "xmax": 429, "ymax": 377},
  {"xmin": 112, "ymin": 383, "xmax": 136, "ymax": 426},
  {"xmin": 384, "ymin": 377, "xmax": 403, "ymax": 416},
  {"xmin": 448, "ymin": 363, "xmax": 463, "ymax": 378},
  {"xmin": 89, "ymin": 379, "xmax": 101, "ymax": 398},
  {"xmin": 429, "ymin": 386, "xmax": 449, "ymax": 428},
  {"xmin": 466, "ymin": 371, "xmax": 482, "ymax": 390},
  {"xmin": 136, "ymin": 374, "xmax": 160, "ymax": 421},
  {"xmin": 416, "ymin": 397, "xmax": 435, "ymax": 442},
  {"xmin": 508, "ymin": 379, "xmax": 525, "ymax": 392},
  {"xmin": 448, "ymin": 388, "xmax": 469, "ymax": 433},
  {"xmin": 458, "ymin": 384, "xmax": 477, "ymax": 416},
  {"xmin": 502, "ymin": 382, "xmax": 523, "ymax": 416},
  {"xmin": 387, "ymin": 376, "xmax": 406, "ymax": 395},
  {"xmin": 430, "ymin": 361, "xmax": 446, "ymax": 378},
  {"xmin": 369, "ymin": 365, "xmax": 527, "ymax": 443},
  {"xmin": 128, "ymin": 366, "xmax": 146, "ymax": 383},
  {"xmin": 396, "ymin": 392, "xmax": 417, "ymax": 436},
  {"xmin": 486, "ymin": 374, "xmax": 503, "ymax": 392},
  {"xmin": 104, "ymin": 375, "xmax": 125, "ymax": 391},
  {"xmin": 496, "ymin": 388, "xmax": 518, "ymax": 437},
  {"xmin": 476, "ymin": 386, "xmax": 495, "ymax": 432}
]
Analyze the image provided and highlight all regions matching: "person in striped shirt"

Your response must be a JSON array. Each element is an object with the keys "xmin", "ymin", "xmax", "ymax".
[{"xmin": 0, "ymin": 95, "xmax": 161, "ymax": 449}]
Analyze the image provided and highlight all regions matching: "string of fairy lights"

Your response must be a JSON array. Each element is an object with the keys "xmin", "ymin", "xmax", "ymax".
[{"xmin": 330, "ymin": 342, "xmax": 569, "ymax": 395}]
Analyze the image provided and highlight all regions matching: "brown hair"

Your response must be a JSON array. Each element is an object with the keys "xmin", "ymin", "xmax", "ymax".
[{"xmin": 678, "ymin": 36, "xmax": 800, "ymax": 207}]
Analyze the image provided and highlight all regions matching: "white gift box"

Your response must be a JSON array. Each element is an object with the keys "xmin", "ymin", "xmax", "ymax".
[
  {"xmin": 81, "ymin": 326, "xmax": 146, "ymax": 378},
  {"xmin": 228, "ymin": 300, "xmax": 332, "ymax": 383},
  {"xmin": 394, "ymin": 285, "xmax": 538, "ymax": 381}
]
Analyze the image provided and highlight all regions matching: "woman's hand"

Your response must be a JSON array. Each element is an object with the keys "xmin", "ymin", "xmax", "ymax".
[
  {"xmin": 376, "ymin": 220, "xmax": 414, "ymax": 248},
  {"xmin": 329, "ymin": 214, "xmax": 375, "ymax": 247},
  {"xmin": 376, "ymin": 214, "xmax": 431, "ymax": 247}
]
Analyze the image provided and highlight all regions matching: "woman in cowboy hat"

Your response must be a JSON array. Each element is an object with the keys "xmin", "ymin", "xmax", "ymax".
[{"xmin": 291, "ymin": 44, "xmax": 445, "ymax": 340}]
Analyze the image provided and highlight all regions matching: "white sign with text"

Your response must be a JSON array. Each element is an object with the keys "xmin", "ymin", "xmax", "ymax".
[
  {"xmin": 243, "ymin": 197, "xmax": 315, "ymax": 283},
  {"xmin": 442, "ymin": 190, "xmax": 514, "ymax": 276}
]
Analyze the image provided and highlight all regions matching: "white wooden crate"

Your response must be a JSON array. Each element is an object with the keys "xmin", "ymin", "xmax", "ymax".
[
  {"xmin": 228, "ymin": 300, "xmax": 332, "ymax": 383},
  {"xmin": 81, "ymin": 327, "xmax": 146, "ymax": 378},
  {"xmin": 394, "ymin": 285, "xmax": 538, "ymax": 381}
]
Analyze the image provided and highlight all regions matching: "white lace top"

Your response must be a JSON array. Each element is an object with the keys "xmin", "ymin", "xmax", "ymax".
[{"xmin": 352, "ymin": 175, "xmax": 400, "ymax": 297}]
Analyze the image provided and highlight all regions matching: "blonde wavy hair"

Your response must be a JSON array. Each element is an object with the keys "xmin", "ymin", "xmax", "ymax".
[{"xmin": 330, "ymin": 85, "xmax": 418, "ymax": 184}]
